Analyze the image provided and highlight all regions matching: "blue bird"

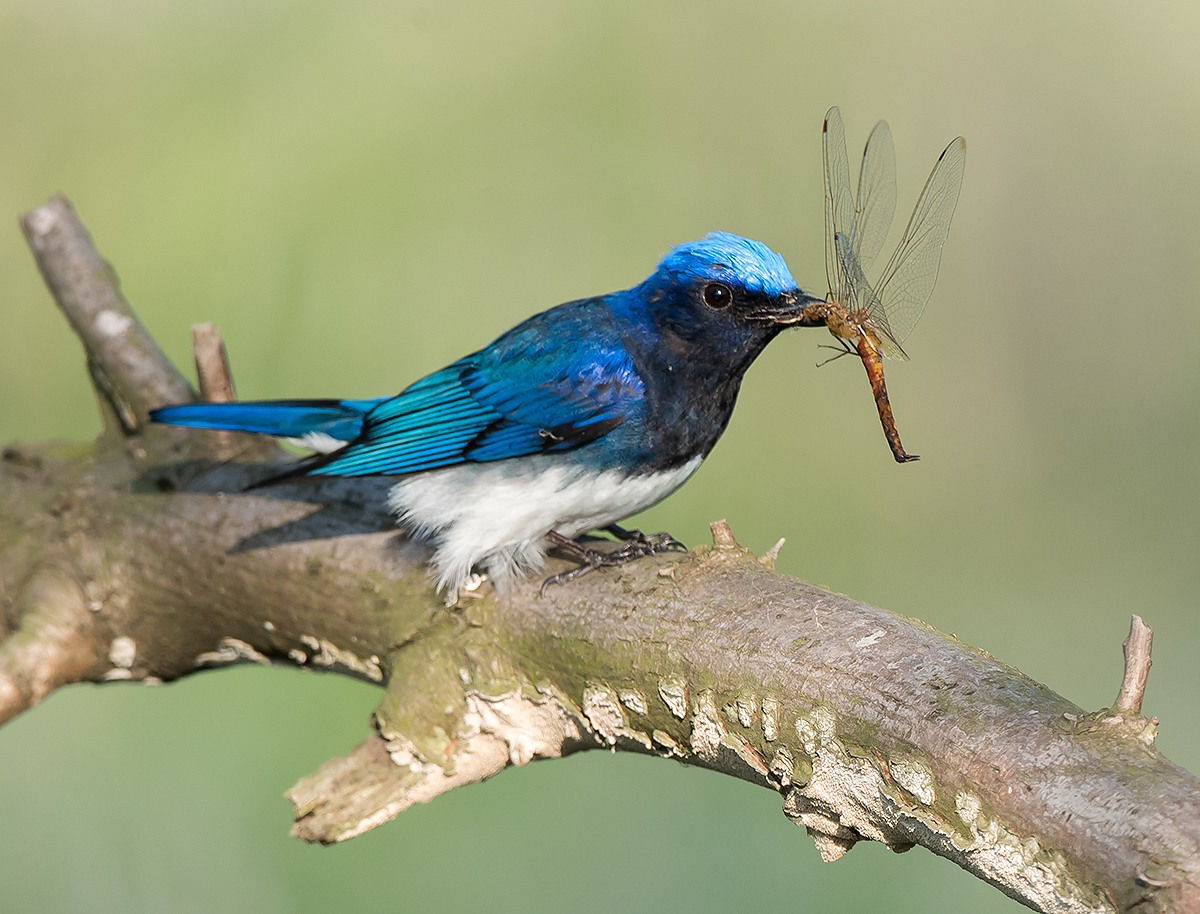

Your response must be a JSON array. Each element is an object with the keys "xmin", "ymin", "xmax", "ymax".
[{"xmin": 151, "ymin": 232, "xmax": 819, "ymax": 597}]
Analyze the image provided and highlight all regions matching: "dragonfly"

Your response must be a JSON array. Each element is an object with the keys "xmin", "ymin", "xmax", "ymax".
[{"xmin": 791, "ymin": 107, "xmax": 966, "ymax": 462}]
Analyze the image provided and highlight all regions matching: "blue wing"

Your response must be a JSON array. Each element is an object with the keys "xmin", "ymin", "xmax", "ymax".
[
  {"xmin": 151, "ymin": 297, "xmax": 646, "ymax": 484},
  {"xmin": 306, "ymin": 343, "xmax": 643, "ymax": 478}
]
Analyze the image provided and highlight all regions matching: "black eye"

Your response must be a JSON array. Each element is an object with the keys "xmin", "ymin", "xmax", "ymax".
[{"xmin": 702, "ymin": 282, "xmax": 733, "ymax": 309}]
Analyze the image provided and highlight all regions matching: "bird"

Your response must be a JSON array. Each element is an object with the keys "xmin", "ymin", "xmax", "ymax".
[{"xmin": 151, "ymin": 232, "xmax": 820, "ymax": 599}]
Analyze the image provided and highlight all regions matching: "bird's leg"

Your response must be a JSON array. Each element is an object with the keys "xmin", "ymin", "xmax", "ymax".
[{"xmin": 541, "ymin": 528, "xmax": 686, "ymax": 593}]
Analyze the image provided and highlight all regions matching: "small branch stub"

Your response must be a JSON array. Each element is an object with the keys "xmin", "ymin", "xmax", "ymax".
[
  {"xmin": 760, "ymin": 537, "xmax": 786, "ymax": 569},
  {"xmin": 192, "ymin": 323, "xmax": 236, "ymax": 403},
  {"xmin": 710, "ymin": 518, "xmax": 738, "ymax": 548},
  {"xmin": 1113, "ymin": 614, "xmax": 1153, "ymax": 714}
]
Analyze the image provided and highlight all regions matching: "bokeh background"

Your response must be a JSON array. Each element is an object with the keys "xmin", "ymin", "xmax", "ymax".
[{"xmin": 2, "ymin": 1, "xmax": 1198, "ymax": 911}]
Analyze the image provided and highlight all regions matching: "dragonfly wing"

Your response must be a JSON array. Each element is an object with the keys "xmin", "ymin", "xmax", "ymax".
[
  {"xmin": 854, "ymin": 120, "xmax": 897, "ymax": 276},
  {"xmin": 823, "ymin": 107, "xmax": 856, "ymax": 303},
  {"xmin": 836, "ymin": 231, "xmax": 909, "ymax": 360},
  {"xmin": 871, "ymin": 136, "xmax": 967, "ymax": 349},
  {"xmin": 869, "ymin": 321, "xmax": 910, "ymax": 361}
]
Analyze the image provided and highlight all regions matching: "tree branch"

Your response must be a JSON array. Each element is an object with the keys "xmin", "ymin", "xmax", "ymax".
[
  {"xmin": 0, "ymin": 563, "xmax": 96, "ymax": 725},
  {"xmin": 4, "ymin": 195, "xmax": 1199, "ymax": 914},
  {"xmin": 20, "ymin": 195, "xmax": 195, "ymax": 432}
]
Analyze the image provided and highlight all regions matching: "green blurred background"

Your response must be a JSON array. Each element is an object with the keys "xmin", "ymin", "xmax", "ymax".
[{"xmin": 2, "ymin": 0, "xmax": 1198, "ymax": 911}]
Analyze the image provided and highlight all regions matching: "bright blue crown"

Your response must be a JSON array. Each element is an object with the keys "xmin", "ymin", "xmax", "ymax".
[{"xmin": 655, "ymin": 232, "xmax": 796, "ymax": 298}]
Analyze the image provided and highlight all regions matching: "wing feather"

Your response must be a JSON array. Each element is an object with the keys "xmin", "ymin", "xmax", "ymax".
[{"xmin": 306, "ymin": 346, "xmax": 643, "ymax": 478}]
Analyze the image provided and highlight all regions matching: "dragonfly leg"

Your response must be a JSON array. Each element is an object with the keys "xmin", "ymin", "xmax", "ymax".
[{"xmin": 816, "ymin": 342, "xmax": 857, "ymax": 368}]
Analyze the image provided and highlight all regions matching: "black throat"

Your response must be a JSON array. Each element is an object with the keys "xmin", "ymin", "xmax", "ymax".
[{"xmin": 618, "ymin": 313, "xmax": 784, "ymax": 471}]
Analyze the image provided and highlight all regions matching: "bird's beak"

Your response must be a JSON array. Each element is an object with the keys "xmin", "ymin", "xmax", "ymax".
[{"xmin": 750, "ymin": 289, "xmax": 825, "ymax": 325}]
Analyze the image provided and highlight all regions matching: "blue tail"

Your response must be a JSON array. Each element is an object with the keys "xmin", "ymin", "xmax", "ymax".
[{"xmin": 150, "ymin": 399, "xmax": 384, "ymax": 442}]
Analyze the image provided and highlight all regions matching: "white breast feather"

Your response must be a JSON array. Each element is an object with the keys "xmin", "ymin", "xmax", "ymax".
[{"xmin": 387, "ymin": 454, "xmax": 703, "ymax": 595}]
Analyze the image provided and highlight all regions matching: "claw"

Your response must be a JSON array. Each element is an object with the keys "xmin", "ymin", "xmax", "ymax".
[
  {"xmin": 604, "ymin": 524, "xmax": 686, "ymax": 552},
  {"xmin": 541, "ymin": 526, "xmax": 688, "ymax": 594},
  {"xmin": 540, "ymin": 566, "xmax": 594, "ymax": 594},
  {"xmin": 653, "ymin": 533, "xmax": 687, "ymax": 552}
]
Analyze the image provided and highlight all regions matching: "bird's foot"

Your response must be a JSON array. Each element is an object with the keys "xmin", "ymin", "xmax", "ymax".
[
  {"xmin": 541, "ymin": 527, "xmax": 686, "ymax": 594},
  {"xmin": 602, "ymin": 523, "xmax": 687, "ymax": 552}
]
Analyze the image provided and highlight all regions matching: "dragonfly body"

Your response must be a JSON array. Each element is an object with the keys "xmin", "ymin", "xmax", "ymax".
[
  {"xmin": 853, "ymin": 330, "xmax": 914, "ymax": 461},
  {"xmin": 792, "ymin": 108, "xmax": 966, "ymax": 462},
  {"xmin": 793, "ymin": 297, "xmax": 919, "ymax": 461}
]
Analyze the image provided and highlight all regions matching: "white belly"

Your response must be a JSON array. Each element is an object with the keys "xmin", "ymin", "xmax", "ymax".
[{"xmin": 387, "ymin": 454, "xmax": 703, "ymax": 595}]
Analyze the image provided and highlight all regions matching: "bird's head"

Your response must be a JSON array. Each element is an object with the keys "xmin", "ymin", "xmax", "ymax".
[
  {"xmin": 651, "ymin": 231, "xmax": 819, "ymax": 321},
  {"xmin": 630, "ymin": 233, "xmax": 821, "ymax": 363}
]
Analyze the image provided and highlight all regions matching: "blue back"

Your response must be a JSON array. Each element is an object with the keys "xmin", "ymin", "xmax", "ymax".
[{"xmin": 151, "ymin": 232, "xmax": 804, "ymax": 481}]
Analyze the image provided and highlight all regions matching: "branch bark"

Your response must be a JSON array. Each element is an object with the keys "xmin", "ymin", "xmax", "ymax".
[{"xmin": 4, "ymin": 195, "xmax": 1198, "ymax": 914}]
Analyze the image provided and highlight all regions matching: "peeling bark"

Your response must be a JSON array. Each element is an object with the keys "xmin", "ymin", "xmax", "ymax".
[{"xmin": 3, "ymin": 195, "xmax": 1199, "ymax": 914}]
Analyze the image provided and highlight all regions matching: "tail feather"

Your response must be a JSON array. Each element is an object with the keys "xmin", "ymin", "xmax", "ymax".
[{"xmin": 150, "ymin": 399, "xmax": 382, "ymax": 441}]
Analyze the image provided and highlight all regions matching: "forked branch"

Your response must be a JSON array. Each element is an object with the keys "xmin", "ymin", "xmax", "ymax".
[{"xmin": 2, "ymin": 195, "xmax": 1198, "ymax": 914}]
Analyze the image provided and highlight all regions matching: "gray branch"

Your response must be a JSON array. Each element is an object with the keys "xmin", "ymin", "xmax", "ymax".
[
  {"xmin": 19, "ymin": 195, "xmax": 195, "ymax": 432},
  {"xmin": 3, "ymin": 195, "xmax": 1198, "ymax": 914}
]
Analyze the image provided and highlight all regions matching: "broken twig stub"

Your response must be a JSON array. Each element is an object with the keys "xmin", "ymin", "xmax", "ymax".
[{"xmin": 1113, "ymin": 614, "xmax": 1153, "ymax": 715}]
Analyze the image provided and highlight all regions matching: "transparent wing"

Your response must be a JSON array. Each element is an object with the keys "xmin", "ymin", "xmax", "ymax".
[
  {"xmin": 853, "ymin": 120, "xmax": 897, "ymax": 277},
  {"xmin": 823, "ymin": 107, "xmax": 855, "ymax": 303},
  {"xmin": 836, "ymin": 231, "xmax": 909, "ymax": 361},
  {"xmin": 870, "ymin": 136, "xmax": 967, "ymax": 351}
]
